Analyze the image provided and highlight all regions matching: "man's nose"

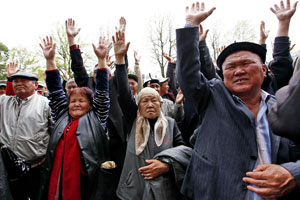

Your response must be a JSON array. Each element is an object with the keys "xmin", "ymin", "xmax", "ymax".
[{"xmin": 234, "ymin": 67, "xmax": 246, "ymax": 76}]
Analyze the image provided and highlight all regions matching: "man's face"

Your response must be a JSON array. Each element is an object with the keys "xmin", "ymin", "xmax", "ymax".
[
  {"xmin": 12, "ymin": 77, "xmax": 38, "ymax": 99},
  {"xmin": 128, "ymin": 78, "xmax": 138, "ymax": 95},
  {"xmin": 66, "ymin": 81, "xmax": 78, "ymax": 96},
  {"xmin": 0, "ymin": 86, "xmax": 6, "ymax": 95},
  {"xmin": 222, "ymin": 51, "xmax": 266, "ymax": 97},
  {"xmin": 160, "ymin": 81, "xmax": 169, "ymax": 96},
  {"xmin": 139, "ymin": 95, "xmax": 161, "ymax": 119},
  {"xmin": 149, "ymin": 83, "xmax": 160, "ymax": 93}
]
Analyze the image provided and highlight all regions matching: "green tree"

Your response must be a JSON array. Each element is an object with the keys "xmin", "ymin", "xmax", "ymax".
[{"xmin": 0, "ymin": 42, "xmax": 9, "ymax": 80}]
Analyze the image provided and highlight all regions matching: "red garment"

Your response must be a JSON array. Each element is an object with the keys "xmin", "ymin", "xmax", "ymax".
[
  {"xmin": 48, "ymin": 118, "xmax": 82, "ymax": 200},
  {"xmin": 5, "ymin": 81, "xmax": 15, "ymax": 96}
]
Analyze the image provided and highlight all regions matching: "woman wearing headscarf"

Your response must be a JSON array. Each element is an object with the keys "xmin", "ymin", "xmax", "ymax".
[
  {"xmin": 113, "ymin": 30, "xmax": 192, "ymax": 200},
  {"xmin": 38, "ymin": 36, "xmax": 116, "ymax": 200}
]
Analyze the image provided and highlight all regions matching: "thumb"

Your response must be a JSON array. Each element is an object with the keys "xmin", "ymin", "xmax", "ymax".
[
  {"xmin": 125, "ymin": 42, "xmax": 131, "ymax": 52},
  {"xmin": 145, "ymin": 159, "xmax": 155, "ymax": 164}
]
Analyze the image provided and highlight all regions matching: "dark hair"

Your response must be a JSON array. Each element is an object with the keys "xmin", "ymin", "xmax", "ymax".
[{"xmin": 68, "ymin": 87, "xmax": 94, "ymax": 106}]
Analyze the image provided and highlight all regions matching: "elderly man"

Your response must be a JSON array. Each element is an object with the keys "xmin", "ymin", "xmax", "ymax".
[
  {"xmin": 177, "ymin": 1, "xmax": 300, "ymax": 200},
  {"xmin": 0, "ymin": 71, "xmax": 52, "ymax": 200},
  {"xmin": 0, "ymin": 82, "xmax": 6, "ymax": 95}
]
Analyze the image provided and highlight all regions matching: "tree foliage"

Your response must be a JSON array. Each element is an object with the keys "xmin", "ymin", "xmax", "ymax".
[{"xmin": 0, "ymin": 42, "xmax": 9, "ymax": 80}]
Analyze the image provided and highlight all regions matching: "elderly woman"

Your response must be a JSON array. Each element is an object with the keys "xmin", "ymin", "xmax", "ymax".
[
  {"xmin": 113, "ymin": 31, "xmax": 192, "ymax": 200},
  {"xmin": 38, "ymin": 36, "xmax": 116, "ymax": 200}
]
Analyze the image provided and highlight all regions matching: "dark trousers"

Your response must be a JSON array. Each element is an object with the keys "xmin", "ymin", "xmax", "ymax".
[{"xmin": 9, "ymin": 165, "xmax": 43, "ymax": 200}]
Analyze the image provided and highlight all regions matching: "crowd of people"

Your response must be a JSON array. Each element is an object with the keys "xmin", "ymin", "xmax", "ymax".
[{"xmin": 0, "ymin": 0, "xmax": 300, "ymax": 199}]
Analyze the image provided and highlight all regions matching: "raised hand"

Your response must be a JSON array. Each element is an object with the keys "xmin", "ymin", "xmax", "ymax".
[
  {"xmin": 115, "ymin": 17, "xmax": 126, "ymax": 32},
  {"xmin": 176, "ymin": 89, "xmax": 185, "ymax": 104},
  {"xmin": 65, "ymin": 18, "xmax": 81, "ymax": 46},
  {"xmin": 40, "ymin": 36, "xmax": 56, "ymax": 61},
  {"xmin": 199, "ymin": 24, "xmax": 209, "ymax": 42},
  {"xmin": 185, "ymin": 2, "xmax": 216, "ymax": 25},
  {"xmin": 134, "ymin": 50, "xmax": 141, "ymax": 63},
  {"xmin": 92, "ymin": 36, "xmax": 112, "ymax": 69},
  {"xmin": 270, "ymin": 0, "xmax": 298, "ymax": 21},
  {"xmin": 7, "ymin": 62, "xmax": 19, "ymax": 77},
  {"xmin": 40, "ymin": 36, "xmax": 57, "ymax": 70},
  {"xmin": 112, "ymin": 30, "xmax": 130, "ymax": 64},
  {"xmin": 138, "ymin": 159, "xmax": 170, "ymax": 180},
  {"xmin": 259, "ymin": 21, "xmax": 269, "ymax": 45}
]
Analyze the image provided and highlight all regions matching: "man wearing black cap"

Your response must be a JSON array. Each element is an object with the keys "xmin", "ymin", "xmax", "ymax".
[
  {"xmin": 176, "ymin": 1, "xmax": 300, "ymax": 200},
  {"xmin": 0, "ymin": 82, "xmax": 6, "ymax": 96},
  {"xmin": 0, "ymin": 71, "xmax": 52, "ymax": 200},
  {"xmin": 128, "ymin": 74, "xmax": 139, "ymax": 96}
]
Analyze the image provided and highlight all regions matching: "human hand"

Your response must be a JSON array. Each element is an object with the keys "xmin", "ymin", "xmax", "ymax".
[
  {"xmin": 176, "ymin": 89, "xmax": 184, "ymax": 104},
  {"xmin": 40, "ymin": 36, "xmax": 56, "ymax": 61},
  {"xmin": 92, "ymin": 36, "xmax": 112, "ymax": 59},
  {"xmin": 63, "ymin": 71, "xmax": 69, "ymax": 81},
  {"xmin": 259, "ymin": 21, "xmax": 269, "ymax": 44},
  {"xmin": 185, "ymin": 2, "xmax": 216, "ymax": 26},
  {"xmin": 134, "ymin": 50, "xmax": 141, "ymax": 63},
  {"xmin": 218, "ymin": 45, "xmax": 226, "ymax": 55},
  {"xmin": 138, "ymin": 159, "xmax": 170, "ymax": 180},
  {"xmin": 199, "ymin": 24, "xmax": 209, "ymax": 42},
  {"xmin": 7, "ymin": 62, "xmax": 19, "ymax": 77},
  {"xmin": 243, "ymin": 164, "xmax": 297, "ymax": 199},
  {"xmin": 270, "ymin": 0, "xmax": 298, "ymax": 22},
  {"xmin": 115, "ymin": 16, "xmax": 126, "ymax": 32},
  {"xmin": 106, "ymin": 55, "xmax": 114, "ymax": 69},
  {"xmin": 65, "ymin": 18, "xmax": 81, "ymax": 46},
  {"xmin": 290, "ymin": 42, "xmax": 296, "ymax": 51},
  {"xmin": 112, "ymin": 30, "xmax": 130, "ymax": 64}
]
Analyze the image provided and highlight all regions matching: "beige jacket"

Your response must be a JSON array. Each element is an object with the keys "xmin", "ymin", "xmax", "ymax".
[{"xmin": 0, "ymin": 93, "xmax": 53, "ymax": 165}]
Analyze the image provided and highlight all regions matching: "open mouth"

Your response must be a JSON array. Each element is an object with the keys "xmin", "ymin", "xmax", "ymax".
[{"xmin": 234, "ymin": 78, "xmax": 248, "ymax": 83}]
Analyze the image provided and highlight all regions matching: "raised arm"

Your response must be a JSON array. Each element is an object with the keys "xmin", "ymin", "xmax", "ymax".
[
  {"xmin": 258, "ymin": 21, "xmax": 269, "ymax": 46},
  {"xmin": 176, "ymin": 2, "xmax": 216, "ymax": 114},
  {"xmin": 5, "ymin": 62, "xmax": 19, "ymax": 96},
  {"xmin": 113, "ymin": 30, "xmax": 137, "ymax": 126},
  {"xmin": 66, "ymin": 18, "xmax": 90, "ymax": 87},
  {"xmin": 40, "ymin": 36, "xmax": 68, "ymax": 120},
  {"xmin": 134, "ymin": 51, "xmax": 143, "ymax": 93},
  {"xmin": 92, "ymin": 36, "xmax": 111, "ymax": 129},
  {"xmin": 269, "ymin": 0, "xmax": 298, "ymax": 89}
]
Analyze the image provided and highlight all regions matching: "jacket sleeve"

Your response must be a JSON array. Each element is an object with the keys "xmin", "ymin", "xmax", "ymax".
[
  {"xmin": 166, "ymin": 62, "xmax": 178, "ymax": 97},
  {"xmin": 46, "ymin": 69, "xmax": 68, "ymax": 121},
  {"xmin": 176, "ymin": 26, "xmax": 212, "ymax": 115},
  {"xmin": 198, "ymin": 40, "xmax": 218, "ymax": 80},
  {"xmin": 93, "ymin": 69, "xmax": 110, "ymax": 130},
  {"xmin": 70, "ymin": 48, "xmax": 90, "ymax": 87},
  {"xmin": 115, "ymin": 64, "xmax": 138, "ymax": 129},
  {"xmin": 269, "ymin": 36, "xmax": 294, "ymax": 90},
  {"xmin": 5, "ymin": 78, "xmax": 15, "ymax": 96}
]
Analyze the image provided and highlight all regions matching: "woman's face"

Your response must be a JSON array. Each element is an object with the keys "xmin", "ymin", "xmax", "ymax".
[
  {"xmin": 69, "ymin": 92, "xmax": 92, "ymax": 119},
  {"xmin": 139, "ymin": 95, "xmax": 161, "ymax": 119}
]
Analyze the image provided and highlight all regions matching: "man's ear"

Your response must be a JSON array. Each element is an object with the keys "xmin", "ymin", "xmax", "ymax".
[
  {"xmin": 34, "ymin": 81, "xmax": 39, "ymax": 90},
  {"xmin": 262, "ymin": 64, "xmax": 267, "ymax": 78}
]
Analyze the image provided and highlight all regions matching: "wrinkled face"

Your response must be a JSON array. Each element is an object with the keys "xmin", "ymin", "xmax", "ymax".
[
  {"xmin": 139, "ymin": 95, "xmax": 161, "ymax": 119},
  {"xmin": 222, "ymin": 51, "xmax": 266, "ymax": 97},
  {"xmin": 69, "ymin": 92, "xmax": 92, "ymax": 119},
  {"xmin": 0, "ymin": 86, "xmax": 6, "ymax": 95},
  {"xmin": 12, "ymin": 78, "xmax": 38, "ymax": 99},
  {"xmin": 149, "ymin": 83, "xmax": 160, "ymax": 93},
  {"xmin": 160, "ymin": 82, "xmax": 169, "ymax": 95},
  {"xmin": 128, "ymin": 78, "xmax": 138, "ymax": 95},
  {"xmin": 66, "ymin": 82, "xmax": 78, "ymax": 96}
]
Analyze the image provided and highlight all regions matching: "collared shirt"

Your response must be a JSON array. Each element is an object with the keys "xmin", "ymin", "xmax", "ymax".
[{"xmin": 246, "ymin": 91, "xmax": 272, "ymax": 200}]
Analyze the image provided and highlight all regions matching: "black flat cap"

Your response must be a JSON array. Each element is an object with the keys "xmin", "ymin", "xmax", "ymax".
[
  {"xmin": 128, "ymin": 74, "xmax": 138, "ymax": 83},
  {"xmin": 11, "ymin": 72, "xmax": 38, "ymax": 81},
  {"xmin": 217, "ymin": 42, "xmax": 266, "ymax": 71}
]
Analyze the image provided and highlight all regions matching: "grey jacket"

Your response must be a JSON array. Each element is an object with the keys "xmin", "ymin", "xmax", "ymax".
[{"xmin": 0, "ymin": 93, "xmax": 52, "ymax": 165}]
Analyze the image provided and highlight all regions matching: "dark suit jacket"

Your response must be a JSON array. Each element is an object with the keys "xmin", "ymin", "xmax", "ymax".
[
  {"xmin": 269, "ymin": 61, "xmax": 300, "ymax": 146},
  {"xmin": 176, "ymin": 26, "xmax": 300, "ymax": 200}
]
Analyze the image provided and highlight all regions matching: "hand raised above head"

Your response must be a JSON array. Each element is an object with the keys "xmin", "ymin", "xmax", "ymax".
[
  {"xmin": 185, "ymin": 2, "xmax": 216, "ymax": 26},
  {"xmin": 65, "ymin": 18, "xmax": 81, "ymax": 38},
  {"xmin": 134, "ymin": 50, "xmax": 141, "ymax": 63},
  {"xmin": 199, "ymin": 24, "xmax": 209, "ymax": 42},
  {"xmin": 270, "ymin": 0, "xmax": 298, "ymax": 21},
  {"xmin": 259, "ymin": 21, "xmax": 269, "ymax": 44},
  {"xmin": 40, "ymin": 36, "xmax": 56, "ymax": 61},
  {"xmin": 112, "ymin": 30, "xmax": 130, "ymax": 64},
  {"xmin": 7, "ymin": 62, "xmax": 19, "ymax": 77},
  {"xmin": 92, "ymin": 36, "xmax": 112, "ymax": 59}
]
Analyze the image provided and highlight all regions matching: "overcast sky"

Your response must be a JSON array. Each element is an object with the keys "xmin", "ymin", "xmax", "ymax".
[{"xmin": 1, "ymin": 0, "xmax": 299, "ymax": 76}]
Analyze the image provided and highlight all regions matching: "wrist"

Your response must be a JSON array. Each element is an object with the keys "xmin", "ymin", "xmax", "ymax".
[
  {"xmin": 46, "ymin": 59, "xmax": 57, "ymax": 70},
  {"xmin": 115, "ymin": 55, "xmax": 125, "ymax": 64},
  {"xmin": 68, "ymin": 37, "xmax": 76, "ymax": 47},
  {"xmin": 97, "ymin": 59, "xmax": 107, "ymax": 69}
]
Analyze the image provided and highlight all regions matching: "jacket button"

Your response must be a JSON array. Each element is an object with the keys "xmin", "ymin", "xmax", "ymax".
[
  {"xmin": 86, "ymin": 164, "xmax": 89, "ymax": 168},
  {"xmin": 250, "ymin": 155, "xmax": 257, "ymax": 160},
  {"xmin": 241, "ymin": 183, "xmax": 248, "ymax": 190}
]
